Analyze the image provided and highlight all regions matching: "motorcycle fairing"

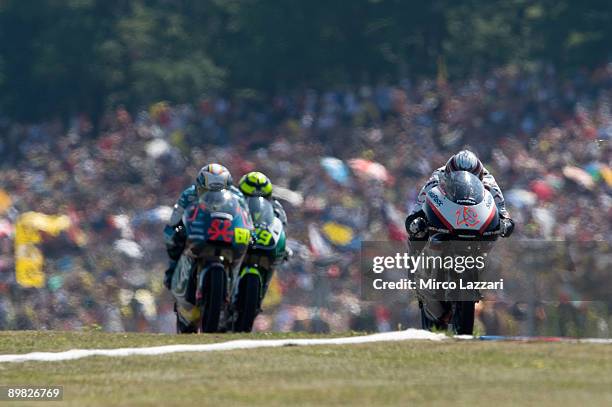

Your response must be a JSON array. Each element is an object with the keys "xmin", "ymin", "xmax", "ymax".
[{"xmin": 425, "ymin": 186, "xmax": 496, "ymax": 234}]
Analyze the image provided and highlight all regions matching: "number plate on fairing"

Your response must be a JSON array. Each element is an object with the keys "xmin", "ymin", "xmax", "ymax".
[{"xmin": 425, "ymin": 187, "xmax": 496, "ymax": 232}]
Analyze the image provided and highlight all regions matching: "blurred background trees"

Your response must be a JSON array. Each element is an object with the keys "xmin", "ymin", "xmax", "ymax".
[{"xmin": 0, "ymin": 0, "xmax": 611, "ymax": 122}]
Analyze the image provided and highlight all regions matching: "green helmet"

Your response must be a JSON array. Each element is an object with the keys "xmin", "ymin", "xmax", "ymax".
[{"xmin": 238, "ymin": 171, "xmax": 273, "ymax": 198}]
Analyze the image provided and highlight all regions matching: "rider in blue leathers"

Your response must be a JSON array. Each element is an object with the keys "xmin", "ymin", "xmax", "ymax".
[{"xmin": 163, "ymin": 163, "xmax": 245, "ymax": 288}]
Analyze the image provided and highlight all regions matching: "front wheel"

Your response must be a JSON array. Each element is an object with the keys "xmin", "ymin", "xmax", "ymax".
[
  {"xmin": 452, "ymin": 301, "xmax": 475, "ymax": 335},
  {"xmin": 234, "ymin": 273, "xmax": 261, "ymax": 332},
  {"xmin": 420, "ymin": 301, "xmax": 449, "ymax": 332},
  {"xmin": 200, "ymin": 264, "xmax": 226, "ymax": 333}
]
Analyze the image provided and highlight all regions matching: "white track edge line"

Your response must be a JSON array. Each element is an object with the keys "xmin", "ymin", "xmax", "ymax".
[
  {"xmin": 2, "ymin": 330, "xmax": 611, "ymax": 364},
  {"xmin": 0, "ymin": 329, "xmax": 446, "ymax": 363}
]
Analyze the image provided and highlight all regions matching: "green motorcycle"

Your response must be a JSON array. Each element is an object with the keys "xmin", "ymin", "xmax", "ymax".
[{"xmin": 231, "ymin": 196, "xmax": 287, "ymax": 332}]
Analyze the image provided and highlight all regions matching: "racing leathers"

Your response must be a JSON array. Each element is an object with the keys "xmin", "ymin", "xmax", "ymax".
[
  {"xmin": 405, "ymin": 166, "xmax": 514, "ymax": 240},
  {"xmin": 271, "ymin": 199, "xmax": 287, "ymax": 226},
  {"xmin": 163, "ymin": 184, "xmax": 247, "ymax": 288},
  {"xmin": 247, "ymin": 196, "xmax": 290, "ymax": 263}
]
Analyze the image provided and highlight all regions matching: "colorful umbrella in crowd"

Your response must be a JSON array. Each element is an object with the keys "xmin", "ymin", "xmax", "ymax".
[
  {"xmin": 583, "ymin": 162, "xmax": 612, "ymax": 187},
  {"xmin": 601, "ymin": 165, "xmax": 612, "ymax": 187},
  {"xmin": 529, "ymin": 180, "xmax": 555, "ymax": 201},
  {"xmin": 318, "ymin": 203, "xmax": 364, "ymax": 251},
  {"xmin": 321, "ymin": 221, "xmax": 359, "ymax": 250},
  {"xmin": 320, "ymin": 157, "xmax": 350, "ymax": 185},
  {"xmin": 14, "ymin": 212, "xmax": 72, "ymax": 288},
  {"xmin": 584, "ymin": 162, "xmax": 602, "ymax": 181},
  {"xmin": 563, "ymin": 166, "xmax": 595, "ymax": 190},
  {"xmin": 308, "ymin": 223, "xmax": 333, "ymax": 259},
  {"xmin": 348, "ymin": 158, "xmax": 393, "ymax": 184}
]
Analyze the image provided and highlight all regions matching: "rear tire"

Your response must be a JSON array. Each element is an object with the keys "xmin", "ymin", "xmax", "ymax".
[
  {"xmin": 200, "ymin": 264, "xmax": 226, "ymax": 333},
  {"xmin": 234, "ymin": 273, "xmax": 261, "ymax": 332}
]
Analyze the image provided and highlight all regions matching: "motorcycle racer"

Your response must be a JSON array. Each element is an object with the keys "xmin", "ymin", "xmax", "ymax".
[
  {"xmin": 231, "ymin": 171, "xmax": 290, "ymax": 331},
  {"xmin": 238, "ymin": 171, "xmax": 287, "ymax": 226},
  {"xmin": 163, "ymin": 163, "xmax": 244, "ymax": 289},
  {"xmin": 406, "ymin": 150, "xmax": 514, "ymax": 240}
]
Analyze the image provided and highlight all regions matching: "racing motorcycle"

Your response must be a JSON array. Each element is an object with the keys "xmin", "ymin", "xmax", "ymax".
[
  {"xmin": 170, "ymin": 189, "xmax": 252, "ymax": 333},
  {"xmin": 230, "ymin": 196, "xmax": 287, "ymax": 332},
  {"xmin": 411, "ymin": 171, "xmax": 501, "ymax": 335}
]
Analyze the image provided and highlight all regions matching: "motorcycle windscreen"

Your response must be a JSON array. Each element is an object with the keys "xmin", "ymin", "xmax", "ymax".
[
  {"xmin": 440, "ymin": 171, "xmax": 484, "ymax": 205},
  {"xmin": 246, "ymin": 196, "xmax": 275, "ymax": 226},
  {"xmin": 183, "ymin": 189, "xmax": 251, "ymax": 248},
  {"xmin": 199, "ymin": 189, "xmax": 240, "ymax": 214}
]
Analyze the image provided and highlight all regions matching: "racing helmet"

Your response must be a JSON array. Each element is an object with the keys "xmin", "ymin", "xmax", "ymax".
[
  {"xmin": 238, "ymin": 171, "xmax": 273, "ymax": 198},
  {"xmin": 444, "ymin": 150, "xmax": 484, "ymax": 180},
  {"xmin": 196, "ymin": 163, "xmax": 233, "ymax": 193}
]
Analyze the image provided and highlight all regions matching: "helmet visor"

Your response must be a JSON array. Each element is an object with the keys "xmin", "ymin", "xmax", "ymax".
[{"xmin": 441, "ymin": 171, "xmax": 484, "ymax": 205}]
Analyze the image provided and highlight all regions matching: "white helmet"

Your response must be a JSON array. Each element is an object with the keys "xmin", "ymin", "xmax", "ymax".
[
  {"xmin": 445, "ymin": 150, "xmax": 484, "ymax": 179},
  {"xmin": 195, "ymin": 163, "xmax": 233, "ymax": 193}
]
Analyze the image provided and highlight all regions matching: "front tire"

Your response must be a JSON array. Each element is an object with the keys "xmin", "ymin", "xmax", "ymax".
[
  {"xmin": 420, "ymin": 300, "xmax": 450, "ymax": 332},
  {"xmin": 234, "ymin": 273, "xmax": 261, "ymax": 332},
  {"xmin": 200, "ymin": 264, "xmax": 226, "ymax": 333},
  {"xmin": 453, "ymin": 301, "xmax": 475, "ymax": 335}
]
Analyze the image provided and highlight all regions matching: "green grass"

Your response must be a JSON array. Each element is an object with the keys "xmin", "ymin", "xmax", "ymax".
[
  {"xmin": 0, "ymin": 331, "xmax": 611, "ymax": 407},
  {"xmin": 0, "ymin": 330, "xmax": 360, "ymax": 354}
]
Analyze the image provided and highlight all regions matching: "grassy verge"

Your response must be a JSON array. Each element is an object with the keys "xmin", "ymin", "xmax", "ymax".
[
  {"xmin": 0, "ymin": 330, "xmax": 362, "ymax": 353},
  {"xmin": 0, "ymin": 332, "xmax": 611, "ymax": 406}
]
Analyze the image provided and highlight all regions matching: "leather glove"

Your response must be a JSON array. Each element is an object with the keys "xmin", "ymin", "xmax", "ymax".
[
  {"xmin": 165, "ymin": 224, "xmax": 186, "ymax": 261},
  {"xmin": 500, "ymin": 218, "xmax": 515, "ymax": 238},
  {"xmin": 408, "ymin": 217, "xmax": 428, "ymax": 238}
]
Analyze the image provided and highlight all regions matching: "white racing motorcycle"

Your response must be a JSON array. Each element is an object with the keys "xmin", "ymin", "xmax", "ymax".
[{"xmin": 409, "ymin": 170, "xmax": 502, "ymax": 335}]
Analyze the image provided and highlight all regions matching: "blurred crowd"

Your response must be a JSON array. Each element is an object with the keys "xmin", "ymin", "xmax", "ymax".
[{"xmin": 0, "ymin": 63, "xmax": 610, "ymax": 336}]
